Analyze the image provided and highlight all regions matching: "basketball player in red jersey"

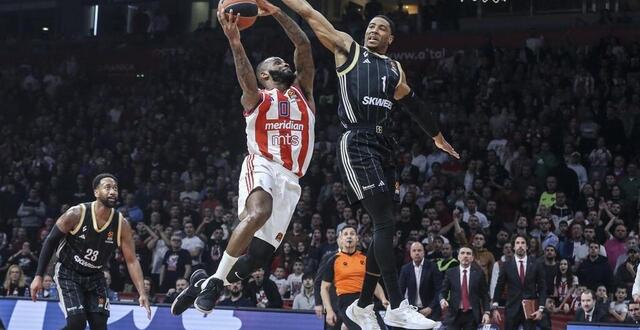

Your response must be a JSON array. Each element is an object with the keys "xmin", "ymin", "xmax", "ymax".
[{"xmin": 170, "ymin": 0, "xmax": 315, "ymax": 316}]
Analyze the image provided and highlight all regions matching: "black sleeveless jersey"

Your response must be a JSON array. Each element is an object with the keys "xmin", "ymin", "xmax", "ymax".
[
  {"xmin": 56, "ymin": 202, "xmax": 122, "ymax": 275},
  {"xmin": 336, "ymin": 42, "xmax": 403, "ymax": 128}
]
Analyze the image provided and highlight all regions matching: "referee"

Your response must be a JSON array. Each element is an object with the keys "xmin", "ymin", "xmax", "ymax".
[{"xmin": 320, "ymin": 226, "xmax": 388, "ymax": 330}]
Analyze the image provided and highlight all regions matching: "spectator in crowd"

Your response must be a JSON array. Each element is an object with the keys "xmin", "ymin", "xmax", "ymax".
[
  {"xmin": 604, "ymin": 223, "xmax": 629, "ymax": 270},
  {"xmin": 538, "ymin": 217, "xmax": 559, "ymax": 249},
  {"xmin": 490, "ymin": 242, "xmax": 513, "ymax": 302},
  {"xmin": 462, "ymin": 197, "xmax": 489, "ymax": 229},
  {"xmin": 287, "ymin": 260, "xmax": 305, "ymax": 299},
  {"xmin": 270, "ymin": 266, "xmax": 290, "ymax": 299},
  {"xmin": 436, "ymin": 242, "xmax": 459, "ymax": 273},
  {"xmin": 246, "ymin": 267, "xmax": 282, "ymax": 309},
  {"xmin": 203, "ymin": 227, "xmax": 227, "ymax": 275},
  {"xmin": 576, "ymin": 242, "xmax": 613, "ymax": 292},
  {"xmin": 609, "ymin": 286, "xmax": 629, "ymax": 322},
  {"xmin": 614, "ymin": 236, "xmax": 638, "ymax": 273},
  {"xmin": 181, "ymin": 222, "xmax": 204, "ymax": 270},
  {"xmin": 470, "ymin": 232, "xmax": 495, "ymax": 283},
  {"xmin": 103, "ymin": 270, "xmax": 120, "ymax": 302},
  {"xmin": 17, "ymin": 189, "xmax": 46, "ymax": 238},
  {"xmin": 147, "ymin": 224, "xmax": 172, "ymax": 286},
  {"xmin": 143, "ymin": 277, "xmax": 157, "ymax": 304},
  {"xmin": 218, "ymin": 281, "xmax": 255, "ymax": 308},
  {"xmin": 554, "ymin": 258, "xmax": 579, "ymax": 313},
  {"xmin": 37, "ymin": 274, "xmax": 58, "ymax": 299},
  {"xmin": 118, "ymin": 193, "xmax": 144, "ymax": 225},
  {"xmin": 615, "ymin": 246, "xmax": 640, "ymax": 294},
  {"xmin": 292, "ymin": 273, "xmax": 315, "ymax": 310},
  {"xmin": 541, "ymin": 245, "xmax": 558, "ymax": 295},
  {"xmin": 625, "ymin": 302, "xmax": 640, "ymax": 324},
  {"xmin": 160, "ymin": 235, "xmax": 192, "ymax": 292},
  {"xmin": 164, "ymin": 278, "xmax": 188, "ymax": 304},
  {"xmin": 7, "ymin": 241, "xmax": 37, "ymax": 280},
  {"xmin": 2, "ymin": 265, "xmax": 27, "ymax": 297}
]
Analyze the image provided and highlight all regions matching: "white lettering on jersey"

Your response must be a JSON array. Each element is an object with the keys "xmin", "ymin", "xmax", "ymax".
[
  {"xmin": 362, "ymin": 96, "xmax": 393, "ymax": 110},
  {"xmin": 73, "ymin": 255, "xmax": 103, "ymax": 269},
  {"xmin": 245, "ymin": 86, "xmax": 315, "ymax": 176},
  {"xmin": 264, "ymin": 121, "xmax": 305, "ymax": 131}
]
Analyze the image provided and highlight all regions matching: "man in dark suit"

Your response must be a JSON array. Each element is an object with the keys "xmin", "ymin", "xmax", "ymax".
[
  {"xmin": 399, "ymin": 242, "xmax": 443, "ymax": 320},
  {"xmin": 625, "ymin": 301, "xmax": 640, "ymax": 324},
  {"xmin": 439, "ymin": 246, "xmax": 491, "ymax": 330},
  {"xmin": 493, "ymin": 235, "xmax": 547, "ymax": 330},
  {"xmin": 574, "ymin": 289, "xmax": 608, "ymax": 323}
]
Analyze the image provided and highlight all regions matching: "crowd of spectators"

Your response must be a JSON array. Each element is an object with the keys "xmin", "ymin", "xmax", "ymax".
[{"xmin": 1, "ymin": 7, "xmax": 640, "ymax": 326}]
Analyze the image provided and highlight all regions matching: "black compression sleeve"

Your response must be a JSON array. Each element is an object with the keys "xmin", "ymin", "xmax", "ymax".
[
  {"xmin": 397, "ymin": 90, "xmax": 441, "ymax": 137},
  {"xmin": 35, "ymin": 225, "xmax": 65, "ymax": 276}
]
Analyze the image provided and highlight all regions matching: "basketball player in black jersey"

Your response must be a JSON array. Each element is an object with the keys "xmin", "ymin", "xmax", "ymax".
[
  {"xmin": 281, "ymin": 1, "xmax": 458, "ymax": 329},
  {"xmin": 31, "ymin": 174, "xmax": 151, "ymax": 330}
]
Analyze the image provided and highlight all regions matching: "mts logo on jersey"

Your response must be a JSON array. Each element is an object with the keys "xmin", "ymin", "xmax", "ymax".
[
  {"xmin": 271, "ymin": 134, "xmax": 300, "ymax": 146},
  {"xmin": 362, "ymin": 96, "xmax": 393, "ymax": 110},
  {"xmin": 265, "ymin": 120, "xmax": 304, "ymax": 146}
]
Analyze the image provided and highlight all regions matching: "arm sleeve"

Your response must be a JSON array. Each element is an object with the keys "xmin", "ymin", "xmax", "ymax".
[
  {"xmin": 397, "ymin": 90, "xmax": 441, "ymax": 138},
  {"xmin": 633, "ymin": 264, "xmax": 640, "ymax": 297},
  {"xmin": 35, "ymin": 225, "xmax": 65, "ymax": 276}
]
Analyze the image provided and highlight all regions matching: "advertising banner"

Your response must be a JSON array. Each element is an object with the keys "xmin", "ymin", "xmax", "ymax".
[{"xmin": 0, "ymin": 298, "xmax": 323, "ymax": 330}]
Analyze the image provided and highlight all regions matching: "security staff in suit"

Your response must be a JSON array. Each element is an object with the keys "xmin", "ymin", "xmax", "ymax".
[
  {"xmin": 493, "ymin": 235, "xmax": 547, "ymax": 330},
  {"xmin": 399, "ymin": 242, "xmax": 443, "ymax": 319},
  {"xmin": 574, "ymin": 289, "xmax": 608, "ymax": 323},
  {"xmin": 439, "ymin": 246, "xmax": 491, "ymax": 330}
]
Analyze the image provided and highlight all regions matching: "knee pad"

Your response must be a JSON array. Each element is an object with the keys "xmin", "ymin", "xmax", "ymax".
[
  {"xmin": 247, "ymin": 237, "xmax": 275, "ymax": 266},
  {"xmin": 227, "ymin": 237, "xmax": 276, "ymax": 282}
]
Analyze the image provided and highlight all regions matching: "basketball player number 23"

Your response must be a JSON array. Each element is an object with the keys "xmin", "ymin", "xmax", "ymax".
[{"xmin": 84, "ymin": 248, "xmax": 99, "ymax": 262}]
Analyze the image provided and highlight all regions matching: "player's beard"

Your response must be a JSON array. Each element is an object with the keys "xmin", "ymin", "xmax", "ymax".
[
  {"xmin": 100, "ymin": 196, "xmax": 117, "ymax": 208},
  {"xmin": 269, "ymin": 69, "xmax": 296, "ymax": 86}
]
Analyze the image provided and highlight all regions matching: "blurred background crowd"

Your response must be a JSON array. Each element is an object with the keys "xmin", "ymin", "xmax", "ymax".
[{"xmin": 1, "ymin": 0, "xmax": 640, "ymax": 326}]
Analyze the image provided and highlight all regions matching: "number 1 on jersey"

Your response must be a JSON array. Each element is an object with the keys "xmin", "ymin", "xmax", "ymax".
[{"xmin": 381, "ymin": 76, "xmax": 387, "ymax": 91}]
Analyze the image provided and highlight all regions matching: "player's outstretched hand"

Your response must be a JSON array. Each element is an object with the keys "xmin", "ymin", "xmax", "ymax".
[
  {"xmin": 256, "ymin": 0, "xmax": 279, "ymax": 16},
  {"xmin": 217, "ymin": 7, "xmax": 241, "ymax": 41},
  {"xmin": 433, "ymin": 133, "xmax": 460, "ymax": 159},
  {"xmin": 139, "ymin": 294, "xmax": 152, "ymax": 319}
]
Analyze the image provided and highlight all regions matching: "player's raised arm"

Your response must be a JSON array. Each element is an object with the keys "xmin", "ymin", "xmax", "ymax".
[
  {"xmin": 393, "ymin": 62, "xmax": 459, "ymax": 159},
  {"xmin": 217, "ymin": 9, "xmax": 261, "ymax": 110},
  {"xmin": 120, "ymin": 217, "xmax": 152, "ymax": 319},
  {"xmin": 257, "ymin": 0, "xmax": 314, "ymax": 101},
  {"xmin": 31, "ymin": 206, "xmax": 82, "ymax": 301},
  {"xmin": 279, "ymin": 0, "xmax": 352, "ymax": 56}
]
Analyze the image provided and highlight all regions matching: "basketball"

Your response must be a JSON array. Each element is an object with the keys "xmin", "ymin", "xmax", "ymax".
[{"xmin": 220, "ymin": 0, "xmax": 258, "ymax": 31}]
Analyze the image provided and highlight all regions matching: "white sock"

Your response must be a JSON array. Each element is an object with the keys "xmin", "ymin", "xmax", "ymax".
[{"xmin": 202, "ymin": 251, "xmax": 238, "ymax": 288}]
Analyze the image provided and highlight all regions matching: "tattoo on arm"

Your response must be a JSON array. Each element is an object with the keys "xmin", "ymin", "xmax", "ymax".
[
  {"xmin": 272, "ymin": 10, "xmax": 309, "ymax": 47},
  {"xmin": 272, "ymin": 11, "xmax": 314, "ymax": 95},
  {"xmin": 229, "ymin": 41, "xmax": 261, "ymax": 109}
]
